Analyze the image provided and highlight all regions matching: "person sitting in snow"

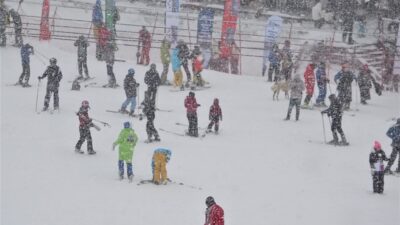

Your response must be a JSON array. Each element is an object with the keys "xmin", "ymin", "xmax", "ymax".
[
  {"xmin": 369, "ymin": 141, "xmax": 389, "ymax": 194},
  {"xmin": 207, "ymin": 98, "xmax": 223, "ymax": 134},
  {"xmin": 151, "ymin": 148, "xmax": 172, "ymax": 185}
]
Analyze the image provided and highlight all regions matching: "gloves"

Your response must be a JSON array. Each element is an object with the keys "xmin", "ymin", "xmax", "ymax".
[
  {"xmin": 197, "ymin": 104, "xmax": 201, "ymax": 107},
  {"xmin": 112, "ymin": 143, "xmax": 117, "ymax": 151}
]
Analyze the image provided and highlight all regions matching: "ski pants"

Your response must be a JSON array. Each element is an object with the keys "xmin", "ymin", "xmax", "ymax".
[
  {"xmin": 287, "ymin": 98, "xmax": 301, "ymax": 120},
  {"xmin": 119, "ymin": 160, "xmax": 133, "ymax": 177},
  {"xmin": 372, "ymin": 171, "xmax": 384, "ymax": 193},
  {"xmin": 75, "ymin": 127, "xmax": 93, "ymax": 152},
  {"xmin": 78, "ymin": 58, "xmax": 89, "ymax": 77},
  {"xmin": 187, "ymin": 112, "xmax": 198, "ymax": 137},
  {"xmin": 173, "ymin": 70, "xmax": 183, "ymax": 87},
  {"xmin": 19, "ymin": 63, "xmax": 30, "ymax": 84},
  {"xmin": 230, "ymin": 57, "xmax": 239, "ymax": 75},
  {"xmin": 160, "ymin": 63, "xmax": 169, "ymax": 85},
  {"xmin": 107, "ymin": 64, "xmax": 116, "ymax": 85},
  {"xmin": 331, "ymin": 117, "xmax": 345, "ymax": 141},
  {"xmin": 182, "ymin": 61, "xmax": 191, "ymax": 82},
  {"xmin": 268, "ymin": 63, "xmax": 280, "ymax": 82},
  {"xmin": 14, "ymin": 28, "xmax": 22, "ymax": 47},
  {"xmin": 146, "ymin": 118, "xmax": 158, "ymax": 139},
  {"xmin": 147, "ymin": 87, "xmax": 157, "ymax": 104},
  {"xmin": 152, "ymin": 152, "xmax": 167, "ymax": 184},
  {"xmin": 360, "ymin": 88, "xmax": 371, "ymax": 103},
  {"xmin": 385, "ymin": 146, "xmax": 400, "ymax": 171},
  {"xmin": 140, "ymin": 47, "xmax": 150, "ymax": 65},
  {"xmin": 208, "ymin": 117, "xmax": 220, "ymax": 132},
  {"xmin": 316, "ymin": 84, "xmax": 326, "ymax": 104},
  {"xmin": 121, "ymin": 96, "xmax": 137, "ymax": 112},
  {"xmin": 44, "ymin": 87, "xmax": 59, "ymax": 109},
  {"xmin": 342, "ymin": 29, "xmax": 353, "ymax": 44},
  {"xmin": 0, "ymin": 27, "xmax": 5, "ymax": 46}
]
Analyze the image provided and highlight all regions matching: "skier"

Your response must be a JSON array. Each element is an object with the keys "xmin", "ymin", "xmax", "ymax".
[
  {"xmin": 75, "ymin": 100, "xmax": 96, "ymax": 155},
  {"xmin": 184, "ymin": 91, "xmax": 200, "ymax": 137},
  {"xmin": 334, "ymin": 63, "xmax": 356, "ymax": 110},
  {"xmin": 144, "ymin": 64, "xmax": 161, "ymax": 104},
  {"xmin": 342, "ymin": 10, "xmax": 354, "ymax": 44},
  {"xmin": 74, "ymin": 35, "xmax": 90, "ymax": 80},
  {"xmin": 151, "ymin": 148, "xmax": 172, "ymax": 185},
  {"xmin": 303, "ymin": 63, "xmax": 316, "ymax": 107},
  {"xmin": 315, "ymin": 62, "xmax": 329, "ymax": 107},
  {"xmin": 138, "ymin": 26, "xmax": 151, "ymax": 65},
  {"xmin": 141, "ymin": 91, "xmax": 160, "ymax": 143},
  {"xmin": 112, "ymin": 121, "xmax": 138, "ymax": 181},
  {"xmin": 171, "ymin": 47, "xmax": 183, "ymax": 89},
  {"xmin": 104, "ymin": 40, "xmax": 118, "ymax": 88},
  {"xmin": 160, "ymin": 38, "xmax": 171, "ymax": 85},
  {"xmin": 38, "ymin": 58, "xmax": 63, "ymax": 111},
  {"xmin": 207, "ymin": 98, "xmax": 222, "ymax": 134},
  {"xmin": 369, "ymin": 141, "xmax": 389, "ymax": 193},
  {"xmin": 97, "ymin": 24, "xmax": 111, "ymax": 61},
  {"xmin": 120, "ymin": 68, "xmax": 139, "ymax": 116},
  {"xmin": 9, "ymin": 9, "xmax": 22, "ymax": 47},
  {"xmin": 357, "ymin": 64, "xmax": 373, "ymax": 105},
  {"xmin": 384, "ymin": 118, "xmax": 400, "ymax": 174},
  {"xmin": 0, "ymin": 4, "xmax": 8, "ymax": 46},
  {"xmin": 192, "ymin": 53, "xmax": 205, "ymax": 87},
  {"xmin": 280, "ymin": 52, "xmax": 293, "ymax": 81},
  {"xmin": 176, "ymin": 39, "xmax": 192, "ymax": 87},
  {"xmin": 321, "ymin": 94, "xmax": 348, "ymax": 145},
  {"xmin": 18, "ymin": 43, "xmax": 34, "ymax": 87},
  {"xmin": 204, "ymin": 196, "xmax": 224, "ymax": 225},
  {"xmin": 285, "ymin": 74, "xmax": 305, "ymax": 121},
  {"xmin": 268, "ymin": 44, "xmax": 281, "ymax": 82}
]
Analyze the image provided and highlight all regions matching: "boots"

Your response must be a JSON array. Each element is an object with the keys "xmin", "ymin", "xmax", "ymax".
[{"xmin": 340, "ymin": 135, "xmax": 349, "ymax": 145}]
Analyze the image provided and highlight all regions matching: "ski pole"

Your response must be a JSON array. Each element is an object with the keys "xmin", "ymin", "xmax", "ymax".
[
  {"xmin": 35, "ymin": 79, "xmax": 41, "ymax": 113},
  {"xmin": 92, "ymin": 118, "xmax": 111, "ymax": 127},
  {"xmin": 321, "ymin": 113, "xmax": 327, "ymax": 144}
]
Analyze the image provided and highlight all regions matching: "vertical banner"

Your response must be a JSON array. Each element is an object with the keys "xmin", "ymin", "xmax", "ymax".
[
  {"xmin": 197, "ymin": 7, "xmax": 214, "ymax": 46},
  {"xmin": 92, "ymin": 0, "xmax": 103, "ymax": 26},
  {"xmin": 263, "ymin": 16, "xmax": 283, "ymax": 66},
  {"xmin": 105, "ymin": 0, "xmax": 116, "ymax": 37},
  {"xmin": 165, "ymin": 0, "xmax": 180, "ymax": 47},
  {"xmin": 393, "ymin": 27, "xmax": 400, "ymax": 76},
  {"xmin": 220, "ymin": 0, "xmax": 240, "ymax": 58},
  {"xmin": 39, "ymin": 0, "xmax": 51, "ymax": 40}
]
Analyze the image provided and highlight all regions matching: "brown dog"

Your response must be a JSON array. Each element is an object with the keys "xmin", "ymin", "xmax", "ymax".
[{"xmin": 271, "ymin": 80, "xmax": 289, "ymax": 100}]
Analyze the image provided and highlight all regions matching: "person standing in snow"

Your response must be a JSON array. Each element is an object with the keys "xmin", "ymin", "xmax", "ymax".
[
  {"xmin": 144, "ymin": 64, "xmax": 161, "ymax": 104},
  {"xmin": 204, "ymin": 196, "xmax": 224, "ymax": 225},
  {"xmin": 177, "ymin": 39, "xmax": 192, "ymax": 87},
  {"xmin": 369, "ymin": 141, "xmax": 389, "ymax": 194},
  {"xmin": 138, "ymin": 26, "xmax": 151, "ymax": 65},
  {"xmin": 104, "ymin": 40, "xmax": 118, "ymax": 88},
  {"xmin": 141, "ymin": 91, "xmax": 160, "ymax": 143},
  {"xmin": 112, "ymin": 121, "xmax": 138, "ymax": 181},
  {"xmin": 268, "ymin": 44, "xmax": 281, "ymax": 82},
  {"xmin": 160, "ymin": 38, "xmax": 171, "ymax": 85},
  {"xmin": 207, "ymin": 98, "xmax": 222, "ymax": 134},
  {"xmin": 120, "ymin": 68, "xmax": 139, "ymax": 116},
  {"xmin": 303, "ymin": 63, "xmax": 316, "ymax": 107},
  {"xmin": 38, "ymin": 58, "xmax": 63, "ymax": 111},
  {"xmin": 230, "ymin": 42, "xmax": 240, "ymax": 75},
  {"xmin": 285, "ymin": 74, "xmax": 305, "ymax": 121},
  {"xmin": 315, "ymin": 62, "xmax": 329, "ymax": 107},
  {"xmin": 342, "ymin": 10, "xmax": 354, "ymax": 44},
  {"xmin": 384, "ymin": 119, "xmax": 400, "ymax": 174},
  {"xmin": 18, "ymin": 43, "xmax": 34, "ymax": 87},
  {"xmin": 334, "ymin": 63, "xmax": 356, "ymax": 110},
  {"xmin": 75, "ymin": 100, "xmax": 96, "ymax": 155},
  {"xmin": 0, "ymin": 4, "xmax": 9, "ymax": 47},
  {"xmin": 152, "ymin": 148, "xmax": 172, "ymax": 185},
  {"xmin": 184, "ymin": 91, "xmax": 200, "ymax": 137},
  {"xmin": 321, "ymin": 94, "xmax": 348, "ymax": 145},
  {"xmin": 171, "ymin": 47, "xmax": 183, "ymax": 89},
  {"xmin": 357, "ymin": 64, "xmax": 373, "ymax": 105},
  {"xmin": 74, "ymin": 35, "xmax": 90, "ymax": 80},
  {"xmin": 9, "ymin": 8, "xmax": 22, "ymax": 47},
  {"xmin": 192, "ymin": 53, "xmax": 205, "ymax": 87}
]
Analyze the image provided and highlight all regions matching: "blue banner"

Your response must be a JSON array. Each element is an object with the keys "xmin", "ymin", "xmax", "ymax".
[
  {"xmin": 92, "ymin": 0, "xmax": 103, "ymax": 25},
  {"xmin": 263, "ymin": 16, "xmax": 283, "ymax": 65},
  {"xmin": 197, "ymin": 8, "xmax": 214, "ymax": 46}
]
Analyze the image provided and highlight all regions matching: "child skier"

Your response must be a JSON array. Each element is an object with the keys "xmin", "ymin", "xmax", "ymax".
[
  {"xmin": 184, "ymin": 91, "xmax": 200, "ymax": 137},
  {"xmin": 120, "ymin": 68, "xmax": 139, "ymax": 116},
  {"xmin": 75, "ymin": 100, "xmax": 96, "ymax": 155},
  {"xmin": 369, "ymin": 141, "xmax": 389, "ymax": 193},
  {"xmin": 303, "ymin": 63, "xmax": 316, "ymax": 107},
  {"xmin": 207, "ymin": 98, "xmax": 222, "ymax": 134},
  {"xmin": 112, "ymin": 121, "xmax": 138, "ymax": 181},
  {"xmin": 151, "ymin": 148, "xmax": 172, "ymax": 185}
]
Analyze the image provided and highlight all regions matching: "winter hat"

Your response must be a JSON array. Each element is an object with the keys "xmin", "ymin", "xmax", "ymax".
[
  {"xmin": 124, "ymin": 121, "xmax": 131, "ymax": 128},
  {"xmin": 128, "ymin": 68, "xmax": 135, "ymax": 76},
  {"xmin": 374, "ymin": 141, "xmax": 381, "ymax": 150},
  {"xmin": 205, "ymin": 196, "xmax": 215, "ymax": 207},
  {"xmin": 213, "ymin": 98, "xmax": 219, "ymax": 105},
  {"xmin": 189, "ymin": 91, "xmax": 195, "ymax": 97},
  {"xmin": 363, "ymin": 64, "xmax": 369, "ymax": 70}
]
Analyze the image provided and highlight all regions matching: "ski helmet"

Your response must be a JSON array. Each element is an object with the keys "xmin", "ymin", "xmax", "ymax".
[
  {"xmin": 213, "ymin": 98, "xmax": 219, "ymax": 105},
  {"xmin": 205, "ymin": 196, "xmax": 215, "ymax": 207},
  {"xmin": 189, "ymin": 91, "xmax": 195, "ymax": 97},
  {"xmin": 128, "ymin": 68, "xmax": 135, "ymax": 76},
  {"xmin": 49, "ymin": 58, "xmax": 57, "ymax": 66},
  {"xmin": 150, "ymin": 63, "xmax": 156, "ymax": 70},
  {"xmin": 81, "ymin": 100, "xmax": 90, "ymax": 108},
  {"xmin": 124, "ymin": 121, "xmax": 131, "ymax": 128}
]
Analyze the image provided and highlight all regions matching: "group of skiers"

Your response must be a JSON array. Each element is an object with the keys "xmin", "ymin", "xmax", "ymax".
[{"xmin": 263, "ymin": 40, "xmax": 293, "ymax": 82}]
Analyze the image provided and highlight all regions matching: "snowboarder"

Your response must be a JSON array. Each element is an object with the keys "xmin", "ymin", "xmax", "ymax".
[
  {"xmin": 369, "ymin": 141, "xmax": 389, "ymax": 193},
  {"xmin": 357, "ymin": 64, "xmax": 373, "ymax": 105},
  {"xmin": 75, "ymin": 100, "xmax": 96, "ymax": 155},
  {"xmin": 384, "ymin": 118, "xmax": 400, "ymax": 174},
  {"xmin": 268, "ymin": 44, "xmax": 281, "ymax": 82},
  {"xmin": 138, "ymin": 26, "xmax": 151, "ymax": 65},
  {"xmin": 112, "ymin": 121, "xmax": 138, "ymax": 181},
  {"xmin": 104, "ymin": 40, "xmax": 118, "ymax": 88},
  {"xmin": 141, "ymin": 91, "xmax": 160, "ymax": 143},
  {"xmin": 0, "ymin": 4, "xmax": 8, "ymax": 47},
  {"xmin": 160, "ymin": 38, "xmax": 171, "ymax": 85},
  {"xmin": 74, "ymin": 35, "xmax": 90, "ymax": 80},
  {"xmin": 9, "ymin": 9, "xmax": 22, "ymax": 47},
  {"xmin": 321, "ymin": 94, "xmax": 348, "ymax": 146},
  {"xmin": 38, "ymin": 58, "xmax": 63, "ymax": 111},
  {"xmin": 204, "ymin": 196, "xmax": 224, "ymax": 225},
  {"xmin": 18, "ymin": 43, "xmax": 34, "ymax": 87},
  {"xmin": 184, "ymin": 91, "xmax": 200, "ymax": 137},
  {"xmin": 334, "ymin": 63, "xmax": 356, "ymax": 110},
  {"xmin": 120, "ymin": 68, "xmax": 139, "ymax": 116},
  {"xmin": 171, "ymin": 47, "xmax": 183, "ymax": 89},
  {"xmin": 285, "ymin": 74, "xmax": 305, "ymax": 121},
  {"xmin": 315, "ymin": 62, "xmax": 329, "ymax": 107},
  {"xmin": 177, "ymin": 39, "xmax": 192, "ymax": 87},
  {"xmin": 151, "ymin": 148, "xmax": 172, "ymax": 185},
  {"xmin": 144, "ymin": 64, "xmax": 161, "ymax": 104},
  {"xmin": 303, "ymin": 63, "xmax": 316, "ymax": 107},
  {"xmin": 207, "ymin": 98, "xmax": 222, "ymax": 134}
]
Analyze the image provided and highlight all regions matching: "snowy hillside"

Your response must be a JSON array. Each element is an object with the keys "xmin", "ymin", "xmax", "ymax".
[{"xmin": 1, "ymin": 1, "xmax": 400, "ymax": 225}]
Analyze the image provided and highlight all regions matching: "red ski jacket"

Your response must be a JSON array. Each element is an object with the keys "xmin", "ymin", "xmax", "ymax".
[
  {"xmin": 98, "ymin": 27, "xmax": 111, "ymax": 47},
  {"xmin": 184, "ymin": 96, "xmax": 199, "ymax": 113},
  {"xmin": 205, "ymin": 204, "xmax": 224, "ymax": 225},
  {"xmin": 209, "ymin": 103, "xmax": 222, "ymax": 120},
  {"xmin": 139, "ymin": 30, "xmax": 151, "ymax": 48},
  {"xmin": 193, "ymin": 57, "xmax": 203, "ymax": 74},
  {"xmin": 304, "ymin": 64, "xmax": 315, "ymax": 95},
  {"xmin": 77, "ymin": 107, "xmax": 91, "ymax": 128}
]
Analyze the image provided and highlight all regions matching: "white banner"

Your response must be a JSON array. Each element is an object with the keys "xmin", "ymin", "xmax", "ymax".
[
  {"xmin": 263, "ymin": 16, "xmax": 283, "ymax": 65},
  {"xmin": 165, "ymin": 0, "xmax": 180, "ymax": 46}
]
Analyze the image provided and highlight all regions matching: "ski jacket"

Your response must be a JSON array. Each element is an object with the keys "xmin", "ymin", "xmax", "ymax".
[
  {"xmin": 151, "ymin": 148, "xmax": 172, "ymax": 174},
  {"xmin": 139, "ymin": 29, "xmax": 151, "ymax": 48},
  {"xmin": 77, "ymin": 107, "xmax": 92, "ymax": 129},
  {"xmin": 190, "ymin": 47, "xmax": 202, "ymax": 59},
  {"xmin": 369, "ymin": 149, "xmax": 388, "ymax": 172},
  {"xmin": 357, "ymin": 70, "xmax": 372, "ymax": 90},
  {"xmin": 10, "ymin": 11, "xmax": 22, "ymax": 29},
  {"xmin": 20, "ymin": 44, "xmax": 34, "ymax": 65},
  {"xmin": 114, "ymin": 128, "xmax": 138, "ymax": 162},
  {"xmin": 289, "ymin": 76, "xmax": 305, "ymax": 99},
  {"xmin": 209, "ymin": 103, "xmax": 222, "ymax": 120},
  {"xmin": 336, "ymin": 70, "xmax": 356, "ymax": 102},
  {"xmin": 316, "ymin": 66, "xmax": 328, "ymax": 86},
  {"xmin": 177, "ymin": 43, "xmax": 191, "ymax": 64},
  {"xmin": 144, "ymin": 69, "xmax": 161, "ymax": 89},
  {"xmin": 322, "ymin": 98, "xmax": 342, "ymax": 120},
  {"xmin": 124, "ymin": 75, "xmax": 139, "ymax": 98},
  {"xmin": 268, "ymin": 50, "xmax": 281, "ymax": 66},
  {"xmin": 184, "ymin": 96, "xmax": 200, "ymax": 114},
  {"xmin": 171, "ymin": 48, "xmax": 181, "ymax": 72},
  {"xmin": 193, "ymin": 56, "xmax": 203, "ymax": 75},
  {"xmin": 160, "ymin": 40, "xmax": 171, "ymax": 64},
  {"xmin": 387, "ymin": 124, "xmax": 400, "ymax": 147},
  {"xmin": 304, "ymin": 64, "xmax": 315, "ymax": 94},
  {"xmin": 40, "ymin": 65, "xmax": 63, "ymax": 89},
  {"xmin": 74, "ymin": 38, "xmax": 89, "ymax": 60},
  {"xmin": 205, "ymin": 204, "xmax": 224, "ymax": 225}
]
